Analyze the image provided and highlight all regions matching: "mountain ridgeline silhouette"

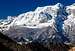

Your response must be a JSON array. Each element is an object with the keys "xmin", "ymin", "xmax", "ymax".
[{"xmin": 0, "ymin": 3, "xmax": 75, "ymax": 48}]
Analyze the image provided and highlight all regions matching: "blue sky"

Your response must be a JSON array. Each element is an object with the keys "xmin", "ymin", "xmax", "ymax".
[{"xmin": 0, "ymin": 0, "xmax": 75, "ymax": 19}]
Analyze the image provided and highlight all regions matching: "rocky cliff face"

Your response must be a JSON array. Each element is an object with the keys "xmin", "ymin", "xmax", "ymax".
[
  {"xmin": 0, "ymin": 3, "xmax": 75, "ymax": 49},
  {"xmin": 0, "ymin": 32, "xmax": 71, "ymax": 51}
]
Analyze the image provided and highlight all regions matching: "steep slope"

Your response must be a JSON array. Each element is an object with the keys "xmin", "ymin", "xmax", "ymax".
[
  {"xmin": 0, "ymin": 3, "xmax": 75, "ymax": 47},
  {"xmin": 63, "ymin": 4, "xmax": 75, "ymax": 45}
]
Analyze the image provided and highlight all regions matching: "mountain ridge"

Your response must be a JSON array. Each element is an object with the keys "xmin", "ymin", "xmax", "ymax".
[{"xmin": 0, "ymin": 3, "xmax": 75, "ymax": 46}]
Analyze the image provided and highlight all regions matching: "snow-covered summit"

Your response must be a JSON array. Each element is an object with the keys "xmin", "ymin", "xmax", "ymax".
[
  {"xmin": 10, "ymin": 3, "xmax": 60, "ymax": 26},
  {"xmin": 0, "ymin": 3, "xmax": 75, "ymax": 46}
]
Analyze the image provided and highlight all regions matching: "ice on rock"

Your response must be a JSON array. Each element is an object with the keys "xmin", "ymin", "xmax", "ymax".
[
  {"xmin": 0, "ymin": 3, "xmax": 75, "ymax": 45},
  {"xmin": 63, "ymin": 4, "xmax": 75, "ymax": 44}
]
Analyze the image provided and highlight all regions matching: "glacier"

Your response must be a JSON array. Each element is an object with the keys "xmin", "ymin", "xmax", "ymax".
[{"xmin": 0, "ymin": 3, "xmax": 75, "ymax": 46}]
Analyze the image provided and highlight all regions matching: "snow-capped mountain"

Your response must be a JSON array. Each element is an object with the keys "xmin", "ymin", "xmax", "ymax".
[{"xmin": 0, "ymin": 3, "xmax": 75, "ymax": 46}]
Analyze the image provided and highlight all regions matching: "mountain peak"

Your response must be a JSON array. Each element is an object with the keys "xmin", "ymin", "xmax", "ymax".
[
  {"xmin": 0, "ymin": 3, "xmax": 75, "ymax": 46},
  {"xmin": 56, "ymin": 3, "xmax": 62, "ymax": 7}
]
